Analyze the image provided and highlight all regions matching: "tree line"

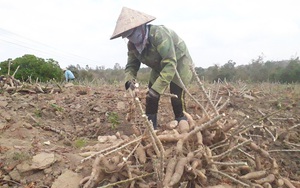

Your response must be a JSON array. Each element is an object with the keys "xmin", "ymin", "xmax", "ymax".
[
  {"xmin": 0, "ymin": 54, "xmax": 299, "ymax": 84},
  {"xmin": 196, "ymin": 56, "xmax": 300, "ymax": 83}
]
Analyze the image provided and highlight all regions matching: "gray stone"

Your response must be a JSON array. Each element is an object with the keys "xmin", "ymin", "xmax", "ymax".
[
  {"xmin": 17, "ymin": 152, "xmax": 57, "ymax": 173},
  {"xmin": 3, "ymin": 175, "xmax": 11, "ymax": 181},
  {"xmin": 43, "ymin": 167, "xmax": 52, "ymax": 174},
  {"xmin": 51, "ymin": 169, "xmax": 82, "ymax": 188},
  {"xmin": 23, "ymin": 122, "xmax": 33, "ymax": 129},
  {"xmin": 31, "ymin": 152, "xmax": 56, "ymax": 169},
  {"xmin": 9, "ymin": 169, "xmax": 21, "ymax": 182},
  {"xmin": 0, "ymin": 111, "xmax": 11, "ymax": 121}
]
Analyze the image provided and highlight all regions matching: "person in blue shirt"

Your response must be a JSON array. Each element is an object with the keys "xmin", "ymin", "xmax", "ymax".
[{"xmin": 63, "ymin": 69, "xmax": 75, "ymax": 82}]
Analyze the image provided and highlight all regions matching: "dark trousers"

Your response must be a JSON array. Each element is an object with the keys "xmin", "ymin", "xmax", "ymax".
[{"xmin": 146, "ymin": 82, "xmax": 186, "ymax": 119}]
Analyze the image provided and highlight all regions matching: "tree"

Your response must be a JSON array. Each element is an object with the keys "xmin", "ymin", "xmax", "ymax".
[
  {"xmin": 248, "ymin": 55, "xmax": 266, "ymax": 82},
  {"xmin": 194, "ymin": 67, "xmax": 205, "ymax": 77},
  {"xmin": 218, "ymin": 60, "xmax": 236, "ymax": 81},
  {"xmin": 113, "ymin": 63, "xmax": 122, "ymax": 70},
  {"xmin": 0, "ymin": 54, "xmax": 64, "ymax": 82},
  {"xmin": 204, "ymin": 64, "xmax": 220, "ymax": 82},
  {"xmin": 278, "ymin": 57, "xmax": 300, "ymax": 83}
]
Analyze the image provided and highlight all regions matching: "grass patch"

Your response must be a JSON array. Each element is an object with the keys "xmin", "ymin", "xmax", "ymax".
[
  {"xmin": 34, "ymin": 108, "xmax": 42, "ymax": 117},
  {"xmin": 50, "ymin": 103, "xmax": 64, "ymax": 112},
  {"xmin": 107, "ymin": 111, "xmax": 120, "ymax": 129},
  {"xmin": 74, "ymin": 138, "xmax": 87, "ymax": 149},
  {"xmin": 12, "ymin": 152, "xmax": 30, "ymax": 161}
]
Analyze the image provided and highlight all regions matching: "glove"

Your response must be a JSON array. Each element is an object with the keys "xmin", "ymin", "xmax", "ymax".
[
  {"xmin": 125, "ymin": 80, "xmax": 136, "ymax": 90},
  {"xmin": 146, "ymin": 88, "xmax": 160, "ymax": 99}
]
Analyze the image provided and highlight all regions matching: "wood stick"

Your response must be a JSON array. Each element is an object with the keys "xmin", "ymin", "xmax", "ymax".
[
  {"xmin": 132, "ymin": 92, "xmax": 165, "ymax": 182},
  {"xmin": 98, "ymin": 172, "xmax": 154, "ymax": 188},
  {"xmin": 209, "ymin": 169, "xmax": 250, "ymax": 187},
  {"xmin": 81, "ymin": 136, "xmax": 142, "ymax": 163},
  {"xmin": 212, "ymin": 139, "xmax": 251, "ymax": 160},
  {"xmin": 188, "ymin": 63, "xmax": 219, "ymax": 115},
  {"xmin": 212, "ymin": 161, "xmax": 248, "ymax": 166},
  {"xmin": 8, "ymin": 59, "xmax": 11, "ymax": 75},
  {"xmin": 174, "ymin": 66, "xmax": 209, "ymax": 117},
  {"xmin": 12, "ymin": 65, "xmax": 20, "ymax": 78}
]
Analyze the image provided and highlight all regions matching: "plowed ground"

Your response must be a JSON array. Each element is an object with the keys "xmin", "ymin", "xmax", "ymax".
[{"xmin": 0, "ymin": 83, "xmax": 299, "ymax": 187}]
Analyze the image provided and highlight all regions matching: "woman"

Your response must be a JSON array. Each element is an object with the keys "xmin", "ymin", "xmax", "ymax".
[{"xmin": 110, "ymin": 7, "xmax": 193, "ymax": 129}]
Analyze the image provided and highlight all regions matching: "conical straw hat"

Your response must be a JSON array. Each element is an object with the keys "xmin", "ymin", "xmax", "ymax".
[{"xmin": 110, "ymin": 7, "xmax": 156, "ymax": 40}]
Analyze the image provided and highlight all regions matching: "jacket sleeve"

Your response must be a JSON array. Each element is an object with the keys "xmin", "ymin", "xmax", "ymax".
[
  {"xmin": 150, "ymin": 27, "xmax": 177, "ymax": 94},
  {"xmin": 124, "ymin": 43, "xmax": 141, "ymax": 81}
]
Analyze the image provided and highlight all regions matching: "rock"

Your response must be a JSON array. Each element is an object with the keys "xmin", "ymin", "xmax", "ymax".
[
  {"xmin": 16, "ymin": 162, "xmax": 32, "ymax": 173},
  {"xmin": 17, "ymin": 152, "xmax": 57, "ymax": 173},
  {"xmin": 43, "ymin": 141, "xmax": 51, "ymax": 145},
  {"xmin": 0, "ymin": 100, "xmax": 8, "ymax": 107},
  {"xmin": 3, "ymin": 175, "xmax": 11, "ymax": 181},
  {"xmin": 52, "ymin": 169, "xmax": 62, "ymax": 177},
  {"xmin": 23, "ymin": 122, "xmax": 33, "ymax": 129},
  {"xmin": 44, "ymin": 167, "xmax": 52, "ymax": 174},
  {"xmin": 0, "ymin": 111, "xmax": 11, "ymax": 121},
  {"xmin": 63, "ymin": 140, "xmax": 72, "ymax": 146},
  {"xmin": 31, "ymin": 152, "xmax": 56, "ymax": 169},
  {"xmin": 9, "ymin": 169, "xmax": 21, "ymax": 182},
  {"xmin": 92, "ymin": 106, "xmax": 101, "ymax": 112},
  {"xmin": 51, "ymin": 169, "xmax": 82, "ymax": 188}
]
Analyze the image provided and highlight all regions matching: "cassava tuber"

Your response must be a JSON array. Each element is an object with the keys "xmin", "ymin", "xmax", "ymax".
[
  {"xmin": 178, "ymin": 119, "xmax": 190, "ymax": 133},
  {"xmin": 168, "ymin": 152, "xmax": 194, "ymax": 186},
  {"xmin": 163, "ymin": 157, "xmax": 177, "ymax": 186},
  {"xmin": 239, "ymin": 170, "xmax": 267, "ymax": 180},
  {"xmin": 135, "ymin": 144, "xmax": 147, "ymax": 164},
  {"xmin": 168, "ymin": 157, "xmax": 189, "ymax": 186},
  {"xmin": 255, "ymin": 174, "xmax": 275, "ymax": 184}
]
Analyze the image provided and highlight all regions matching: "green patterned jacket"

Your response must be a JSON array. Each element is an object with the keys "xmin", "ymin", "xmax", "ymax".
[{"xmin": 125, "ymin": 24, "xmax": 193, "ymax": 94}]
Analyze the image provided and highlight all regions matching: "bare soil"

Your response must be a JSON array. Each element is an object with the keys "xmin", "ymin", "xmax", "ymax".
[{"xmin": 0, "ymin": 82, "xmax": 299, "ymax": 187}]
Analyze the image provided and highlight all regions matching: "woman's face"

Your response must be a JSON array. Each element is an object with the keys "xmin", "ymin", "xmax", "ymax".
[{"xmin": 127, "ymin": 26, "xmax": 144, "ymax": 44}]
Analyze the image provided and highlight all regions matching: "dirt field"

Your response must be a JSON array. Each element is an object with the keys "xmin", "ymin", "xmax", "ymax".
[{"xmin": 0, "ymin": 81, "xmax": 299, "ymax": 188}]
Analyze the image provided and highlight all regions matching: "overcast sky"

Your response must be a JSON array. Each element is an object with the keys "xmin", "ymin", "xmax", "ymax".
[{"xmin": 1, "ymin": 0, "xmax": 299, "ymax": 69}]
